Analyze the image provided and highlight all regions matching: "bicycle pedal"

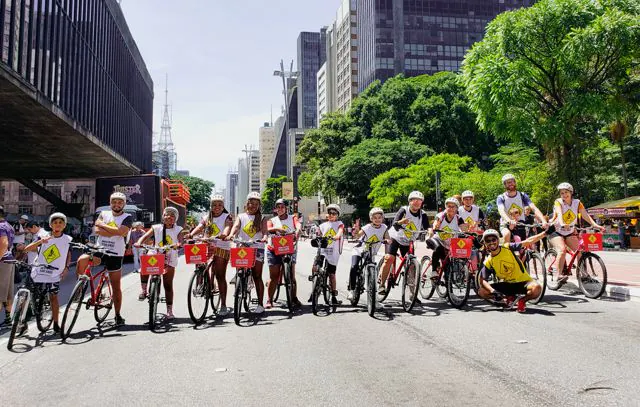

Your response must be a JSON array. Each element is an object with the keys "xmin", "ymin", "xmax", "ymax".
[{"xmin": 308, "ymin": 275, "xmax": 314, "ymax": 281}]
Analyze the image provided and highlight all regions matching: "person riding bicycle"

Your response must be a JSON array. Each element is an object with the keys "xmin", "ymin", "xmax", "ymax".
[
  {"xmin": 266, "ymin": 198, "xmax": 302, "ymax": 309},
  {"xmin": 227, "ymin": 192, "xmax": 269, "ymax": 314},
  {"xmin": 477, "ymin": 228, "xmax": 549, "ymax": 313},
  {"xmin": 379, "ymin": 191, "xmax": 429, "ymax": 295},
  {"xmin": 427, "ymin": 197, "xmax": 468, "ymax": 278},
  {"xmin": 497, "ymin": 174, "xmax": 547, "ymax": 243},
  {"xmin": 187, "ymin": 194, "xmax": 234, "ymax": 316},
  {"xmin": 458, "ymin": 190, "xmax": 485, "ymax": 232},
  {"xmin": 347, "ymin": 207, "xmax": 390, "ymax": 301},
  {"xmin": 549, "ymin": 183, "xmax": 604, "ymax": 283},
  {"xmin": 134, "ymin": 206, "xmax": 185, "ymax": 320},
  {"xmin": 314, "ymin": 204, "xmax": 345, "ymax": 305},
  {"xmin": 76, "ymin": 192, "xmax": 132, "ymax": 326},
  {"xmin": 22, "ymin": 212, "xmax": 72, "ymax": 334}
]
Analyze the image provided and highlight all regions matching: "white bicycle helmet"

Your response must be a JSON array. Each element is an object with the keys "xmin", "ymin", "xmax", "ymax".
[
  {"xmin": 327, "ymin": 204, "xmax": 341, "ymax": 216},
  {"xmin": 163, "ymin": 206, "xmax": 179, "ymax": 221},
  {"xmin": 49, "ymin": 212, "xmax": 67, "ymax": 225},
  {"xmin": 210, "ymin": 194, "xmax": 224, "ymax": 203},
  {"xmin": 501, "ymin": 173, "xmax": 516, "ymax": 185},
  {"xmin": 408, "ymin": 191, "xmax": 424, "ymax": 201},
  {"xmin": 246, "ymin": 191, "xmax": 261, "ymax": 201},
  {"xmin": 275, "ymin": 198, "xmax": 287, "ymax": 206},
  {"xmin": 369, "ymin": 207, "xmax": 384, "ymax": 219},
  {"xmin": 461, "ymin": 190, "xmax": 474, "ymax": 198},
  {"xmin": 110, "ymin": 192, "xmax": 126, "ymax": 202},
  {"xmin": 445, "ymin": 197, "xmax": 460, "ymax": 207},
  {"xmin": 483, "ymin": 229, "xmax": 500, "ymax": 241},
  {"xmin": 556, "ymin": 182, "xmax": 574, "ymax": 193}
]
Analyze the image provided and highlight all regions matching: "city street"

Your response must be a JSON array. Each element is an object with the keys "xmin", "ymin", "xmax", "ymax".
[{"xmin": 1, "ymin": 242, "xmax": 639, "ymax": 406}]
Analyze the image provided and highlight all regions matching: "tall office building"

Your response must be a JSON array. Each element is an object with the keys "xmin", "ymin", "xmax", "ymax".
[
  {"xmin": 225, "ymin": 171, "xmax": 238, "ymax": 215},
  {"xmin": 259, "ymin": 123, "xmax": 276, "ymax": 191},
  {"xmin": 249, "ymin": 150, "xmax": 260, "ymax": 193},
  {"xmin": 297, "ymin": 29, "xmax": 327, "ymax": 129},
  {"xmin": 356, "ymin": 0, "xmax": 534, "ymax": 92}
]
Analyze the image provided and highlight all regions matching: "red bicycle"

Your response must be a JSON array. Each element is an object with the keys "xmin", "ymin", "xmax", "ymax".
[
  {"xmin": 60, "ymin": 243, "xmax": 115, "ymax": 340},
  {"xmin": 376, "ymin": 224, "xmax": 423, "ymax": 312},
  {"xmin": 544, "ymin": 227, "xmax": 607, "ymax": 298}
]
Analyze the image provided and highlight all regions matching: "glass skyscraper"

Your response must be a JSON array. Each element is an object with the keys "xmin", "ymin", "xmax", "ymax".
[
  {"xmin": 297, "ymin": 29, "xmax": 327, "ymax": 129},
  {"xmin": 356, "ymin": 0, "xmax": 535, "ymax": 92}
]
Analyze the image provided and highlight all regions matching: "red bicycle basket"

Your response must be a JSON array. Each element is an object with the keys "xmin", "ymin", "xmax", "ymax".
[
  {"xmin": 450, "ymin": 238, "xmax": 472, "ymax": 259},
  {"xmin": 272, "ymin": 235, "xmax": 295, "ymax": 255},
  {"xmin": 230, "ymin": 247, "xmax": 256, "ymax": 268},
  {"xmin": 141, "ymin": 254, "xmax": 166, "ymax": 275}
]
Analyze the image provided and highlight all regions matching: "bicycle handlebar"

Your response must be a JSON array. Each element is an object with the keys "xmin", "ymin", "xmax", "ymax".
[
  {"xmin": 515, "ymin": 222, "xmax": 544, "ymax": 228},
  {"xmin": 393, "ymin": 223, "xmax": 427, "ymax": 236},
  {"xmin": 0, "ymin": 259, "xmax": 57, "ymax": 270},
  {"xmin": 232, "ymin": 238, "xmax": 260, "ymax": 247},
  {"xmin": 141, "ymin": 244, "xmax": 179, "ymax": 253},
  {"xmin": 432, "ymin": 229, "xmax": 479, "ymax": 238},
  {"xmin": 70, "ymin": 242, "xmax": 117, "ymax": 256}
]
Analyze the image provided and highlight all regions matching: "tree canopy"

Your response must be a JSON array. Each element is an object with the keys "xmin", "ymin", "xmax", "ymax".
[{"xmin": 170, "ymin": 174, "xmax": 214, "ymax": 213}]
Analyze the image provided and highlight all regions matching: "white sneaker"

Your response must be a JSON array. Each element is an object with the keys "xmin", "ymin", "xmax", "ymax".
[
  {"xmin": 218, "ymin": 306, "xmax": 230, "ymax": 316},
  {"xmin": 346, "ymin": 290, "xmax": 354, "ymax": 301},
  {"xmin": 255, "ymin": 305, "xmax": 265, "ymax": 314}
]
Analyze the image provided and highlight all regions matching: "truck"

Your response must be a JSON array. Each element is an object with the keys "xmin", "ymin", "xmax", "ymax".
[{"xmin": 93, "ymin": 175, "xmax": 190, "ymax": 257}]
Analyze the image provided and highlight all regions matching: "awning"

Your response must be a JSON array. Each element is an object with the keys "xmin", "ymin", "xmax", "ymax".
[{"xmin": 588, "ymin": 196, "xmax": 640, "ymax": 217}]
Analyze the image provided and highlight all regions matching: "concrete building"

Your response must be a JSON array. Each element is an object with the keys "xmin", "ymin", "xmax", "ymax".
[
  {"xmin": 249, "ymin": 150, "xmax": 260, "ymax": 193},
  {"xmin": 287, "ymin": 128, "xmax": 307, "ymax": 194},
  {"xmin": 356, "ymin": 0, "xmax": 534, "ymax": 92},
  {"xmin": 237, "ymin": 158, "xmax": 249, "ymax": 211},
  {"xmin": 297, "ymin": 29, "xmax": 327, "ymax": 129},
  {"xmin": 259, "ymin": 122, "xmax": 276, "ymax": 191},
  {"xmin": 317, "ymin": 63, "xmax": 330, "ymax": 122},
  {"xmin": 225, "ymin": 171, "xmax": 238, "ymax": 215}
]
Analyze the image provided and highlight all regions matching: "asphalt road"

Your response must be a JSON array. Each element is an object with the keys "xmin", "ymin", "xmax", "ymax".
[{"xmin": 1, "ymin": 242, "xmax": 639, "ymax": 406}]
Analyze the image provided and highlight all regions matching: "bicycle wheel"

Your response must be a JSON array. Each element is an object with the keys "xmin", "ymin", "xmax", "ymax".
[
  {"xmin": 187, "ymin": 269, "xmax": 209, "ymax": 324},
  {"xmin": 351, "ymin": 269, "xmax": 363, "ymax": 306},
  {"xmin": 376, "ymin": 258, "xmax": 392, "ymax": 302},
  {"xmin": 61, "ymin": 280, "xmax": 87, "ymax": 340},
  {"xmin": 544, "ymin": 249, "xmax": 562, "ymax": 291},
  {"xmin": 283, "ymin": 263, "xmax": 293, "ymax": 312},
  {"xmin": 436, "ymin": 271, "xmax": 448, "ymax": 299},
  {"xmin": 577, "ymin": 253, "xmax": 607, "ymax": 299},
  {"xmin": 401, "ymin": 257, "xmax": 421, "ymax": 312},
  {"xmin": 366, "ymin": 265, "xmax": 376, "ymax": 317},
  {"xmin": 93, "ymin": 277, "xmax": 113, "ymax": 324},
  {"xmin": 35, "ymin": 289, "xmax": 54, "ymax": 332},
  {"xmin": 273, "ymin": 272, "xmax": 281, "ymax": 303},
  {"xmin": 148, "ymin": 278, "xmax": 159, "ymax": 331},
  {"xmin": 419, "ymin": 255, "xmax": 436, "ymax": 300},
  {"xmin": 311, "ymin": 274, "xmax": 320, "ymax": 315},
  {"xmin": 526, "ymin": 252, "xmax": 546, "ymax": 304},
  {"xmin": 322, "ymin": 272, "xmax": 331, "ymax": 305},
  {"xmin": 7, "ymin": 291, "xmax": 28, "ymax": 350},
  {"xmin": 209, "ymin": 271, "xmax": 221, "ymax": 314},
  {"xmin": 233, "ymin": 273, "xmax": 244, "ymax": 325},
  {"xmin": 447, "ymin": 260, "xmax": 471, "ymax": 309},
  {"xmin": 244, "ymin": 275, "xmax": 254, "ymax": 313}
]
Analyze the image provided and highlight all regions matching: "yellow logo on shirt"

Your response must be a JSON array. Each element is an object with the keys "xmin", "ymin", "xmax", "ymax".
[
  {"xmin": 243, "ymin": 221, "xmax": 257, "ymax": 238},
  {"xmin": 208, "ymin": 223, "xmax": 220, "ymax": 237},
  {"xmin": 562, "ymin": 210, "xmax": 576, "ymax": 224},
  {"xmin": 464, "ymin": 216, "xmax": 474, "ymax": 225},
  {"xmin": 366, "ymin": 234, "xmax": 380, "ymax": 244},
  {"xmin": 404, "ymin": 222, "xmax": 417, "ymax": 239},
  {"xmin": 508, "ymin": 203, "xmax": 523, "ymax": 215},
  {"xmin": 159, "ymin": 235, "xmax": 173, "ymax": 247},
  {"xmin": 42, "ymin": 245, "xmax": 61, "ymax": 264},
  {"xmin": 282, "ymin": 224, "xmax": 290, "ymax": 231},
  {"xmin": 440, "ymin": 226, "xmax": 453, "ymax": 240},
  {"xmin": 324, "ymin": 228, "xmax": 337, "ymax": 239},
  {"xmin": 107, "ymin": 221, "xmax": 118, "ymax": 228}
]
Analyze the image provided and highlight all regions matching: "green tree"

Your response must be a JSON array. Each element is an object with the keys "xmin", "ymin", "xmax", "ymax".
[
  {"xmin": 462, "ymin": 0, "xmax": 640, "ymax": 190},
  {"xmin": 261, "ymin": 176, "xmax": 291, "ymax": 213},
  {"xmin": 170, "ymin": 174, "xmax": 214, "ymax": 213}
]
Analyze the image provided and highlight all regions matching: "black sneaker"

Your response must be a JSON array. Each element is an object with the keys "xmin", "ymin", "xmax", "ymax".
[
  {"xmin": 2, "ymin": 315, "xmax": 11, "ymax": 327},
  {"xmin": 17, "ymin": 324, "xmax": 28, "ymax": 337},
  {"xmin": 53, "ymin": 323, "xmax": 61, "ymax": 334},
  {"xmin": 331, "ymin": 296, "xmax": 342, "ymax": 305},
  {"xmin": 115, "ymin": 315, "xmax": 126, "ymax": 326}
]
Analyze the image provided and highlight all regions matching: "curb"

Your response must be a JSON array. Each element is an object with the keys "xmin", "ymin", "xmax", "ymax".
[{"xmin": 605, "ymin": 284, "xmax": 640, "ymax": 302}]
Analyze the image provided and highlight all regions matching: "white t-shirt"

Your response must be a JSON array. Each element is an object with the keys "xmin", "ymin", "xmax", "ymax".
[
  {"xmin": 32, "ymin": 234, "xmax": 73, "ymax": 283},
  {"xmin": 96, "ymin": 211, "xmax": 132, "ymax": 257},
  {"xmin": 151, "ymin": 224, "xmax": 183, "ymax": 268},
  {"xmin": 320, "ymin": 220, "xmax": 344, "ymax": 266},
  {"xmin": 13, "ymin": 223, "xmax": 26, "ymax": 244},
  {"xmin": 353, "ymin": 223, "xmax": 388, "ymax": 260},
  {"xmin": 237, "ymin": 213, "xmax": 264, "ymax": 249}
]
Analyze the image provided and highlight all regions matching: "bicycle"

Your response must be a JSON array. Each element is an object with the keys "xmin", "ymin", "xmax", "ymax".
[
  {"xmin": 349, "ymin": 240, "xmax": 380, "ymax": 317},
  {"xmin": 377, "ymin": 224, "xmax": 423, "ymax": 312},
  {"xmin": 544, "ymin": 227, "xmax": 607, "ymax": 298},
  {"xmin": 270, "ymin": 233, "xmax": 297, "ymax": 313},
  {"xmin": 3, "ymin": 260, "xmax": 58, "ymax": 350},
  {"xmin": 139, "ymin": 244, "xmax": 178, "ymax": 331},
  {"xmin": 309, "ymin": 236, "xmax": 335, "ymax": 315},
  {"xmin": 184, "ymin": 237, "xmax": 221, "ymax": 325},
  {"xmin": 421, "ymin": 231, "xmax": 478, "ymax": 309},
  {"xmin": 230, "ymin": 238, "xmax": 260, "ymax": 325},
  {"xmin": 60, "ymin": 243, "xmax": 116, "ymax": 341}
]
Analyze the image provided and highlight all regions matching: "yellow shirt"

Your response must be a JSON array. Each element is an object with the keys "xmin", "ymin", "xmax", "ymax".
[{"xmin": 482, "ymin": 243, "xmax": 532, "ymax": 283}]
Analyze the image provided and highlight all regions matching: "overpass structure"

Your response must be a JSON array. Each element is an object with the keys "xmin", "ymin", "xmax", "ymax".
[{"xmin": 0, "ymin": 0, "xmax": 153, "ymax": 179}]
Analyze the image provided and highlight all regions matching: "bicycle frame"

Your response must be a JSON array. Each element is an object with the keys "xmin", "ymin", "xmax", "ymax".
[
  {"xmin": 79, "ymin": 255, "xmax": 111, "ymax": 307},
  {"xmin": 388, "ymin": 240, "xmax": 414, "ymax": 282}
]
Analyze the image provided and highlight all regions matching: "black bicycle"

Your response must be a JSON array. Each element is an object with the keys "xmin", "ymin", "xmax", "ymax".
[
  {"xmin": 185, "ymin": 237, "xmax": 221, "ymax": 325},
  {"xmin": 270, "ymin": 233, "xmax": 297, "ymax": 313},
  {"xmin": 3, "ymin": 260, "xmax": 57, "ymax": 350},
  {"xmin": 309, "ymin": 236, "xmax": 335, "ymax": 315},
  {"xmin": 231, "ymin": 239, "xmax": 260, "ymax": 325},
  {"xmin": 140, "ymin": 244, "xmax": 178, "ymax": 331},
  {"xmin": 350, "ymin": 240, "xmax": 380, "ymax": 317}
]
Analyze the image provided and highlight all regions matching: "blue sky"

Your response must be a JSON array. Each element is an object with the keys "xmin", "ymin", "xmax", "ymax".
[{"xmin": 120, "ymin": 1, "xmax": 339, "ymax": 191}]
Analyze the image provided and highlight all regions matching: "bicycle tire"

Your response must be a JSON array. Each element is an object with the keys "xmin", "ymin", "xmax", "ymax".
[
  {"xmin": 376, "ymin": 258, "xmax": 392, "ymax": 302},
  {"xmin": 283, "ymin": 263, "xmax": 293, "ymax": 312},
  {"xmin": 577, "ymin": 252, "xmax": 607, "ymax": 299},
  {"xmin": 419, "ymin": 255, "xmax": 436, "ymax": 300},
  {"xmin": 273, "ymin": 272, "xmax": 281, "ymax": 303},
  {"xmin": 209, "ymin": 274, "xmax": 221, "ymax": 314},
  {"xmin": 446, "ymin": 260, "xmax": 471, "ymax": 309},
  {"xmin": 366, "ymin": 265, "xmax": 376, "ymax": 317},
  {"xmin": 351, "ymin": 269, "xmax": 363, "ymax": 306},
  {"xmin": 148, "ymin": 278, "xmax": 159, "ymax": 331},
  {"xmin": 401, "ymin": 257, "xmax": 421, "ymax": 312},
  {"xmin": 187, "ymin": 269, "xmax": 209, "ymax": 324},
  {"xmin": 322, "ymin": 272, "xmax": 331, "ymax": 306},
  {"xmin": 244, "ymin": 275, "xmax": 254, "ymax": 313},
  {"xmin": 527, "ymin": 252, "xmax": 546, "ymax": 304},
  {"xmin": 93, "ymin": 277, "xmax": 113, "ymax": 324},
  {"xmin": 35, "ymin": 289, "xmax": 54, "ymax": 332},
  {"xmin": 436, "ymin": 271, "xmax": 448, "ymax": 299},
  {"xmin": 233, "ymin": 273, "xmax": 244, "ymax": 325},
  {"xmin": 544, "ymin": 249, "xmax": 562, "ymax": 291},
  {"xmin": 311, "ymin": 274, "xmax": 320, "ymax": 315},
  {"xmin": 7, "ymin": 291, "xmax": 28, "ymax": 350},
  {"xmin": 61, "ymin": 280, "xmax": 87, "ymax": 340}
]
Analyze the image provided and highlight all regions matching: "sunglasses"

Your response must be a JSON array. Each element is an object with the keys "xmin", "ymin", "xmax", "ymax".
[
  {"xmin": 484, "ymin": 238, "xmax": 498, "ymax": 243},
  {"xmin": 328, "ymin": 211, "xmax": 338, "ymax": 215}
]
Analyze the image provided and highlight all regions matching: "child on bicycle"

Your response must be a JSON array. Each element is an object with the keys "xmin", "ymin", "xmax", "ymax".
[
  {"xmin": 134, "ymin": 207, "xmax": 184, "ymax": 320},
  {"xmin": 317, "ymin": 204, "xmax": 344, "ymax": 305},
  {"xmin": 347, "ymin": 207, "xmax": 389, "ymax": 301},
  {"xmin": 23, "ymin": 213, "xmax": 72, "ymax": 334},
  {"xmin": 507, "ymin": 206, "xmax": 527, "ymax": 243},
  {"xmin": 427, "ymin": 197, "xmax": 467, "ymax": 278}
]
